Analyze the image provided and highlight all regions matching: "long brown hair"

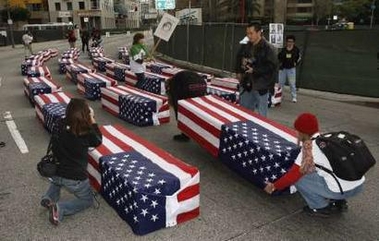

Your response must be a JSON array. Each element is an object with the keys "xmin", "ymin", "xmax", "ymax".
[
  {"xmin": 65, "ymin": 98, "xmax": 92, "ymax": 136},
  {"xmin": 133, "ymin": 33, "xmax": 144, "ymax": 45}
]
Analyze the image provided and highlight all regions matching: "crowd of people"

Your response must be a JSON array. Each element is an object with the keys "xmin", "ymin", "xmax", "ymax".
[{"xmin": 37, "ymin": 26, "xmax": 367, "ymax": 226}]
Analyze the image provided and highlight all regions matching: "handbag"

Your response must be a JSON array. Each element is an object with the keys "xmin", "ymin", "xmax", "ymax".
[{"xmin": 37, "ymin": 137, "xmax": 58, "ymax": 177}]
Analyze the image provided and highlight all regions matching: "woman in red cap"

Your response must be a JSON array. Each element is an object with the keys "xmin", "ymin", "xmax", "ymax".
[{"xmin": 264, "ymin": 112, "xmax": 365, "ymax": 217}]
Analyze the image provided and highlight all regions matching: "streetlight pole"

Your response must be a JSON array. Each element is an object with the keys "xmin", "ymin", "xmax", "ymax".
[
  {"xmin": 370, "ymin": 0, "xmax": 376, "ymax": 29},
  {"xmin": 6, "ymin": 1, "xmax": 15, "ymax": 48}
]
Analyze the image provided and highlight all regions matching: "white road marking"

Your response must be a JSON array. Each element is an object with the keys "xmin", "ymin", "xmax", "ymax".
[
  {"xmin": 3, "ymin": 111, "xmax": 29, "ymax": 154},
  {"xmin": 0, "ymin": 77, "xmax": 2, "ymax": 87}
]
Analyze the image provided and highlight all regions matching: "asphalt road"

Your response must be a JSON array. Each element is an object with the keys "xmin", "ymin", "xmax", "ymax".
[{"xmin": 0, "ymin": 33, "xmax": 378, "ymax": 241}]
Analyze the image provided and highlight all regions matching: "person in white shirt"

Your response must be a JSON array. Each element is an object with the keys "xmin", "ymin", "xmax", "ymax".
[{"xmin": 22, "ymin": 31, "xmax": 33, "ymax": 56}]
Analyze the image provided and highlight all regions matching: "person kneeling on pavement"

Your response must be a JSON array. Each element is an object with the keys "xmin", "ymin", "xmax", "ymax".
[
  {"xmin": 166, "ymin": 71, "xmax": 207, "ymax": 142},
  {"xmin": 41, "ymin": 98, "xmax": 102, "ymax": 225},
  {"xmin": 264, "ymin": 113, "xmax": 364, "ymax": 217}
]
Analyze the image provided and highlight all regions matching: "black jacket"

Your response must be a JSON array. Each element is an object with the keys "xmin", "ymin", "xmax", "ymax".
[
  {"xmin": 278, "ymin": 46, "xmax": 301, "ymax": 69},
  {"xmin": 236, "ymin": 39, "xmax": 278, "ymax": 91},
  {"xmin": 52, "ymin": 123, "xmax": 102, "ymax": 180}
]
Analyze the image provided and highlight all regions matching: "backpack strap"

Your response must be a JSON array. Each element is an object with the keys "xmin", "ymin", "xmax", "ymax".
[{"xmin": 315, "ymin": 163, "xmax": 344, "ymax": 195}]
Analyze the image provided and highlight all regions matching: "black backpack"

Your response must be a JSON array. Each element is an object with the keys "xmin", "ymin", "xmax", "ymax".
[{"xmin": 315, "ymin": 131, "xmax": 376, "ymax": 193}]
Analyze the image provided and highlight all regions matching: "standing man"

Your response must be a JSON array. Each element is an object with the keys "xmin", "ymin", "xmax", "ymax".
[
  {"xmin": 80, "ymin": 27, "xmax": 90, "ymax": 52},
  {"xmin": 278, "ymin": 35, "xmax": 301, "ymax": 103},
  {"xmin": 236, "ymin": 23, "xmax": 278, "ymax": 117},
  {"xmin": 67, "ymin": 29, "xmax": 77, "ymax": 48},
  {"xmin": 22, "ymin": 31, "xmax": 34, "ymax": 56}
]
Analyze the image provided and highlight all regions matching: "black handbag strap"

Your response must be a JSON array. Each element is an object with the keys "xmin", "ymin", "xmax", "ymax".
[
  {"xmin": 46, "ymin": 136, "xmax": 53, "ymax": 155},
  {"xmin": 315, "ymin": 163, "xmax": 344, "ymax": 195}
]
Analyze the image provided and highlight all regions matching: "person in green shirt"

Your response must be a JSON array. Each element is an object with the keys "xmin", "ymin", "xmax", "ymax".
[{"xmin": 130, "ymin": 33, "xmax": 152, "ymax": 88}]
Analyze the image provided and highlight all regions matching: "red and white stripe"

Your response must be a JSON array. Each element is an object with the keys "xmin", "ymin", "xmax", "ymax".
[
  {"xmin": 23, "ymin": 77, "xmax": 62, "ymax": 97},
  {"xmin": 87, "ymin": 124, "xmax": 200, "ymax": 226},
  {"xmin": 124, "ymin": 70, "xmax": 138, "ymax": 86},
  {"xmin": 207, "ymin": 84, "xmax": 239, "ymax": 102},
  {"xmin": 66, "ymin": 63, "xmax": 94, "ymax": 81},
  {"xmin": 77, "ymin": 72, "xmax": 117, "ymax": 87},
  {"xmin": 270, "ymin": 83, "xmax": 282, "ymax": 107},
  {"xmin": 34, "ymin": 92, "xmax": 71, "ymax": 123},
  {"xmin": 101, "ymin": 85, "xmax": 170, "ymax": 125},
  {"xmin": 178, "ymin": 95, "xmax": 297, "ymax": 157},
  {"xmin": 28, "ymin": 66, "xmax": 51, "ymax": 79},
  {"xmin": 161, "ymin": 67, "xmax": 184, "ymax": 77},
  {"xmin": 93, "ymin": 57, "xmax": 114, "ymax": 69},
  {"xmin": 211, "ymin": 77, "xmax": 239, "ymax": 91}
]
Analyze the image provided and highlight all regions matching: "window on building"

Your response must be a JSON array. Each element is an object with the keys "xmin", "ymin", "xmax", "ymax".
[
  {"xmin": 68, "ymin": 17, "xmax": 73, "ymax": 22},
  {"xmin": 297, "ymin": 0, "xmax": 312, "ymax": 3},
  {"xmin": 67, "ymin": 2, "xmax": 73, "ymax": 10},
  {"xmin": 55, "ymin": 3, "xmax": 61, "ymax": 11},
  {"xmin": 79, "ymin": 2, "xmax": 85, "ymax": 9},
  {"xmin": 57, "ymin": 17, "xmax": 62, "ymax": 22},
  {"xmin": 297, "ymin": 7, "xmax": 313, "ymax": 13}
]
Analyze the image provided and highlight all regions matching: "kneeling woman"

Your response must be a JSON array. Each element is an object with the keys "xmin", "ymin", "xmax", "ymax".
[
  {"xmin": 41, "ymin": 98, "xmax": 102, "ymax": 225},
  {"xmin": 264, "ymin": 113, "xmax": 364, "ymax": 217}
]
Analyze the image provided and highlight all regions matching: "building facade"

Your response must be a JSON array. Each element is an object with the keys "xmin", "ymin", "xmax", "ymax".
[{"xmin": 47, "ymin": 0, "xmax": 116, "ymax": 29}]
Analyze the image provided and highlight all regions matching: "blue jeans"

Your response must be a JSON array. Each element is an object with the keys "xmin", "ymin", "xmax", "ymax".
[
  {"xmin": 42, "ymin": 176, "xmax": 93, "ymax": 222},
  {"xmin": 239, "ymin": 88, "xmax": 269, "ymax": 117},
  {"xmin": 294, "ymin": 172, "xmax": 363, "ymax": 209},
  {"xmin": 278, "ymin": 68, "xmax": 297, "ymax": 99}
]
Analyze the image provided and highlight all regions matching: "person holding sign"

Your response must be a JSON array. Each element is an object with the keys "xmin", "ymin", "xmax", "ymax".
[{"xmin": 130, "ymin": 33, "xmax": 152, "ymax": 88}]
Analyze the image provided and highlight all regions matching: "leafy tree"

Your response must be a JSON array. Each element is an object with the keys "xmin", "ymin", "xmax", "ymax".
[
  {"xmin": 1, "ymin": 7, "xmax": 30, "ymax": 22},
  {"xmin": 333, "ymin": 0, "xmax": 373, "ymax": 22},
  {"xmin": 314, "ymin": 0, "xmax": 333, "ymax": 25}
]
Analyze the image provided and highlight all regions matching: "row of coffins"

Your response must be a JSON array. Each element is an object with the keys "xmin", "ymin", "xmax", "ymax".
[
  {"xmin": 88, "ymin": 47, "xmax": 104, "ymax": 59},
  {"xmin": 21, "ymin": 49, "xmax": 58, "ymax": 76},
  {"xmin": 58, "ymin": 48, "xmax": 80, "ymax": 74},
  {"xmin": 177, "ymin": 95, "xmax": 298, "ymax": 194},
  {"xmin": 32, "ymin": 92, "xmax": 198, "ymax": 235}
]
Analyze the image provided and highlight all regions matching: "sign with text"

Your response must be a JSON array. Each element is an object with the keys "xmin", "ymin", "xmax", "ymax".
[
  {"xmin": 58, "ymin": 11, "xmax": 72, "ymax": 18},
  {"xmin": 155, "ymin": 0, "xmax": 175, "ymax": 10},
  {"xmin": 269, "ymin": 23, "xmax": 284, "ymax": 48},
  {"xmin": 154, "ymin": 13, "xmax": 179, "ymax": 42}
]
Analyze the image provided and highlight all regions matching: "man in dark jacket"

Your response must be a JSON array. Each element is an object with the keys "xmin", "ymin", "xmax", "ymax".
[
  {"xmin": 80, "ymin": 27, "xmax": 90, "ymax": 52},
  {"xmin": 236, "ymin": 23, "xmax": 278, "ymax": 117}
]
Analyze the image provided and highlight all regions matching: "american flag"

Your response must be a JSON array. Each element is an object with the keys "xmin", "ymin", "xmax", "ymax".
[
  {"xmin": 93, "ymin": 57, "xmax": 114, "ymax": 72},
  {"xmin": 219, "ymin": 120, "xmax": 300, "ymax": 193},
  {"xmin": 66, "ymin": 63, "xmax": 94, "ymax": 84},
  {"xmin": 161, "ymin": 67, "xmax": 183, "ymax": 78},
  {"xmin": 268, "ymin": 84, "xmax": 282, "ymax": 108},
  {"xmin": 147, "ymin": 62, "xmax": 172, "ymax": 75},
  {"xmin": 23, "ymin": 76, "xmax": 62, "ymax": 99},
  {"xmin": 207, "ymin": 84, "xmax": 239, "ymax": 103},
  {"xmin": 89, "ymin": 47, "xmax": 104, "ymax": 59},
  {"xmin": 77, "ymin": 72, "xmax": 116, "ymax": 100},
  {"xmin": 87, "ymin": 125, "xmax": 200, "ymax": 235},
  {"xmin": 47, "ymin": 48, "xmax": 59, "ymax": 58},
  {"xmin": 105, "ymin": 62, "xmax": 130, "ymax": 81},
  {"xmin": 42, "ymin": 102, "xmax": 67, "ymax": 133},
  {"xmin": 178, "ymin": 95, "xmax": 297, "ymax": 157},
  {"xmin": 34, "ymin": 92, "xmax": 71, "ymax": 125},
  {"xmin": 58, "ymin": 58, "xmax": 75, "ymax": 74},
  {"xmin": 140, "ymin": 73, "xmax": 168, "ymax": 95},
  {"xmin": 21, "ymin": 59, "xmax": 41, "ymax": 75},
  {"xmin": 211, "ymin": 77, "xmax": 239, "ymax": 91},
  {"xmin": 121, "ymin": 52, "xmax": 130, "ymax": 65},
  {"xmin": 118, "ymin": 47, "xmax": 129, "ymax": 60},
  {"xmin": 27, "ymin": 66, "xmax": 51, "ymax": 79},
  {"xmin": 101, "ymin": 85, "xmax": 169, "ymax": 125},
  {"xmin": 124, "ymin": 70, "xmax": 138, "ymax": 86}
]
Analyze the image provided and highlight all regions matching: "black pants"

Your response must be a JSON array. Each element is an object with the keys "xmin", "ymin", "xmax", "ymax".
[
  {"xmin": 135, "ymin": 73, "xmax": 145, "ymax": 88},
  {"xmin": 82, "ymin": 40, "xmax": 89, "ymax": 52}
]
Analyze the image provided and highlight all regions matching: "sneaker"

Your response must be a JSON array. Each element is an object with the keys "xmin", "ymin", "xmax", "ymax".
[
  {"xmin": 292, "ymin": 98, "xmax": 297, "ymax": 103},
  {"xmin": 173, "ymin": 133, "xmax": 190, "ymax": 142},
  {"xmin": 40, "ymin": 198, "xmax": 51, "ymax": 209},
  {"xmin": 330, "ymin": 199, "xmax": 348, "ymax": 212},
  {"xmin": 49, "ymin": 203, "xmax": 59, "ymax": 226},
  {"xmin": 303, "ymin": 205, "xmax": 331, "ymax": 218}
]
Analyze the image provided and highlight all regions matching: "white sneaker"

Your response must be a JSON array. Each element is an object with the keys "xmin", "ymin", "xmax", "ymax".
[{"xmin": 292, "ymin": 98, "xmax": 297, "ymax": 103}]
